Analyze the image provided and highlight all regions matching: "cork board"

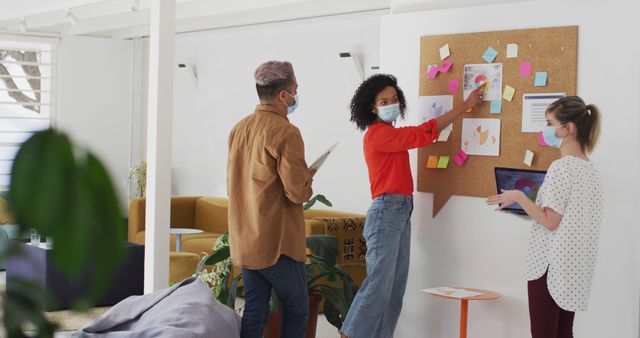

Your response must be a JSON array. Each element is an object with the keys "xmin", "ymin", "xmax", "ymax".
[{"xmin": 417, "ymin": 26, "xmax": 578, "ymax": 217}]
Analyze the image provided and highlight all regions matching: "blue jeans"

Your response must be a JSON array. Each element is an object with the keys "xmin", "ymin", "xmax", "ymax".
[
  {"xmin": 241, "ymin": 255, "xmax": 309, "ymax": 338},
  {"xmin": 340, "ymin": 193, "xmax": 413, "ymax": 338}
]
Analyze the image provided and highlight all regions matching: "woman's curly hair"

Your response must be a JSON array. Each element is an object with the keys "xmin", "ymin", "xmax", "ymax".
[{"xmin": 350, "ymin": 74, "xmax": 407, "ymax": 131}]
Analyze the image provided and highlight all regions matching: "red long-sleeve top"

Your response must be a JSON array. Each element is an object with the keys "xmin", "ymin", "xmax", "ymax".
[{"xmin": 363, "ymin": 119, "xmax": 438, "ymax": 198}]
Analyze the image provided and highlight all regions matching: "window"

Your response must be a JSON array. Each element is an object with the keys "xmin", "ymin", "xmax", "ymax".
[{"xmin": 0, "ymin": 38, "xmax": 54, "ymax": 191}]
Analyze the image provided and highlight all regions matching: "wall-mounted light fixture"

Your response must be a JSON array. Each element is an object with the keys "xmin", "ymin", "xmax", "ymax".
[
  {"xmin": 66, "ymin": 9, "xmax": 79, "ymax": 26},
  {"xmin": 339, "ymin": 52, "xmax": 364, "ymax": 82}
]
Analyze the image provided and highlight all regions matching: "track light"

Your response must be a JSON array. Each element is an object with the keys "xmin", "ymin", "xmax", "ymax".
[
  {"xmin": 66, "ymin": 9, "xmax": 79, "ymax": 26},
  {"xmin": 18, "ymin": 17, "xmax": 27, "ymax": 32},
  {"xmin": 131, "ymin": 0, "xmax": 140, "ymax": 12}
]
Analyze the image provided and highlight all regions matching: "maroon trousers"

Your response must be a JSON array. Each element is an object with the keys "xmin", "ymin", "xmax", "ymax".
[{"xmin": 528, "ymin": 271, "xmax": 575, "ymax": 338}]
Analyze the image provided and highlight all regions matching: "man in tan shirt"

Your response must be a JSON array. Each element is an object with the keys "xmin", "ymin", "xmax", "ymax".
[{"xmin": 227, "ymin": 60, "xmax": 314, "ymax": 338}]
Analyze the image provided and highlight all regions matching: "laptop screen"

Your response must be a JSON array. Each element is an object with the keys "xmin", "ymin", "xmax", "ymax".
[{"xmin": 494, "ymin": 167, "xmax": 547, "ymax": 212}]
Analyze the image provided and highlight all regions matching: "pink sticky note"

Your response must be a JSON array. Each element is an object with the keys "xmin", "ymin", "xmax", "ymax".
[
  {"xmin": 427, "ymin": 64, "xmax": 439, "ymax": 79},
  {"xmin": 448, "ymin": 80, "xmax": 459, "ymax": 94},
  {"xmin": 538, "ymin": 131, "xmax": 548, "ymax": 146},
  {"xmin": 520, "ymin": 62, "xmax": 532, "ymax": 77},
  {"xmin": 440, "ymin": 60, "xmax": 453, "ymax": 73},
  {"xmin": 453, "ymin": 149, "xmax": 468, "ymax": 166}
]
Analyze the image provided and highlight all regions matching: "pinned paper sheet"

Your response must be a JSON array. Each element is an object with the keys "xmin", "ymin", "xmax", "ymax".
[
  {"xmin": 534, "ymin": 72, "xmax": 548, "ymax": 86},
  {"xmin": 448, "ymin": 80, "xmax": 459, "ymax": 94},
  {"xmin": 437, "ymin": 156, "xmax": 450, "ymax": 169},
  {"xmin": 440, "ymin": 44, "xmax": 450, "ymax": 60},
  {"xmin": 427, "ymin": 155, "xmax": 439, "ymax": 168},
  {"xmin": 503, "ymin": 85, "xmax": 516, "ymax": 102},
  {"xmin": 453, "ymin": 149, "xmax": 468, "ymax": 166},
  {"xmin": 490, "ymin": 100, "xmax": 502, "ymax": 114},
  {"xmin": 506, "ymin": 43, "xmax": 518, "ymax": 58},
  {"xmin": 440, "ymin": 60, "xmax": 453, "ymax": 73},
  {"xmin": 482, "ymin": 47, "xmax": 498, "ymax": 63},
  {"xmin": 520, "ymin": 62, "xmax": 532, "ymax": 77},
  {"xmin": 524, "ymin": 150, "xmax": 535, "ymax": 166},
  {"xmin": 427, "ymin": 64, "xmax": 439, "ymax": 79},
  {"xmin": 438, "ymin": 129, "xmax": 452, "ymax": 142}
]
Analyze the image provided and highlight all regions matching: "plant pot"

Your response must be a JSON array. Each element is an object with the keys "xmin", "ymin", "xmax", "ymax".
[{"xmin": 263, "ymin": 295, "xmax": 322, "ymax": 338}]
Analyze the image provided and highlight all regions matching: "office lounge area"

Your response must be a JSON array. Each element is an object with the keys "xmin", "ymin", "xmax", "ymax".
[{"xmin": 0, "ymin": 0, "xmax": 639, "ymax": 337}]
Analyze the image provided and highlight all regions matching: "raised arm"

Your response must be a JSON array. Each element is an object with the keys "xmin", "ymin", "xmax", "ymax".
[{"xmin": 435, "ymin": 82, "xmax": 486, "ymax": 131}]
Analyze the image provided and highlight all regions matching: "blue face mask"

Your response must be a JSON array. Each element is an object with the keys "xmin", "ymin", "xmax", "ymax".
[
  {"xmin": 541, "ymin": 125, "xmax": 563, "ymax": 148},
  {"xmin": 284, "ymin": 91, "xmax": 299, "ymax": 115},
  {"xmin": 378, "ymin": 103, "xmax": 401, "ymax": 123}
]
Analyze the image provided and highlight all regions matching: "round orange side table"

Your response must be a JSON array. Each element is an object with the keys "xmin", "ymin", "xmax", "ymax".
[{"xmin": 426, "ymin": 288, "xmax": 500, "ymax": 338}]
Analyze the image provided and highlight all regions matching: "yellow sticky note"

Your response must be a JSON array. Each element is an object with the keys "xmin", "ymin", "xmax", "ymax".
[
  {"xmin": 503, "ymin": 85, "xmax": 516, "ymax": 102},
  {"xmin": 524, "ymin": 150, "xmax": 534, "ymax": 167},
  {"xmin": 438, "ymin": 129, "xmax": 452, "ymax": 142},
  {"xmin": 440, "ymin": 44, "xmax": 450, "ymax": 60},
  {"xmin": 466, "ymin": 108, "xmax": 472, "ymax": 113},
  {"xmin": 437, "ymin": 156, "xmax": 450, "ymax": 169},
  {"xmin": 427, "ymin": 156, "xmax": 438, "ymax": 168}
]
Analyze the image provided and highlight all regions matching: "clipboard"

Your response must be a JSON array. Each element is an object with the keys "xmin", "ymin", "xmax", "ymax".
[{"xmin": 309, "ymin": 142, "xmax": 338, "ymax": 172}]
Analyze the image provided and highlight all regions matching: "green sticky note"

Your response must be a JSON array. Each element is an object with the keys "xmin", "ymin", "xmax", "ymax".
[
  {"xmin": 437, "ymin": 156, "xmax": 450, "ymax": 169},
  {"xmin": 503, "ymin": 85, "xmax": 516, "ymax": 102}
]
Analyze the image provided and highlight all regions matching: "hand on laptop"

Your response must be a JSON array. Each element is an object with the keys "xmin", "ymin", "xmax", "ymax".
[{"xmin": 486, "ymin": 189, "xmax": 525, "ymax": 211}]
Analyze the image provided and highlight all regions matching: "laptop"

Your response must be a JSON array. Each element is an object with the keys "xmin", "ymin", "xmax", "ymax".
[{"xmin": 494, "ymin": 167, "xmax": 547, "ymax": 217}]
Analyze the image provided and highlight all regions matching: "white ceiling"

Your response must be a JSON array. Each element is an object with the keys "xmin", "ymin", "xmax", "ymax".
[
  {"xmin": 0, "ymin": 0, "xmax": 578, "ymax": 39},
  {"xmin": 0, "ymin": 0, "xmax": 391, "ymax": 39}
]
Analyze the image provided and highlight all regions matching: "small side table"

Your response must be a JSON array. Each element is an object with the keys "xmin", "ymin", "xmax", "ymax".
[
  {"xmin": 170, "ymin": 228, "xmax": 203, "ymax": 252},
  {"xmin": 426, "ymin": 287, "xmax": 500, "ymax": 338}
]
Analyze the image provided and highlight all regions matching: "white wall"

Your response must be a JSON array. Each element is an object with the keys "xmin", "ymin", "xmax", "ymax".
[
  {"xmin": 136, "ymin": 12, "xmax": 383, "ymax": 214},
  {"xmin": 380, "ymin": 0, "xmax": 640, "ymax": 337},
  {"xmin": 56, "ymin": 36, "xmax": 134, "ymax": 212}
]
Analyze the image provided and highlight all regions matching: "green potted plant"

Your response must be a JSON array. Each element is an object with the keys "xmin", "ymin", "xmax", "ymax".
[
  {"xmin": 128, "ymin": 161, "xmax": 147, "ymax": 199},
  {"xmin": 196, "ymin": 195, "xmax": 358, "ymax": 337},
  {"xmin": 2, "ymin": 129, "xmax": 126, "ymax": 337}
]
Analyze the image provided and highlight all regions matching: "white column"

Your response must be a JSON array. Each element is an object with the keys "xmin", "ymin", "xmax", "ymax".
[{"xmin": 144, "ymin": 0, "xmax": 175, "ymax": 293}]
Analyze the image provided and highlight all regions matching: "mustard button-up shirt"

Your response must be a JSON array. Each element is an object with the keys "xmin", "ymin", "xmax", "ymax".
[{"xmin": 227, "ymin": 104, "xmax": 313, "ymax": 269}]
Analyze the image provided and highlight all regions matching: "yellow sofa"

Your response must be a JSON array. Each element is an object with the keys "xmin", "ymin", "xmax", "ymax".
[
  {"xmin": 128, "ymin": 196, "xmax": 228, "ymax": 255},
  {"xmin": 128, "ymin": 196, "xmax": 367, "ymax": 286},
  {"xmin": 305, "ymin": 213, "xmax": 367, "ymax": 288}
]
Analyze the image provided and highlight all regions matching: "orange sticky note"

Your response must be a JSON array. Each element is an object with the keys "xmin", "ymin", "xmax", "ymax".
[{"xmin": 427, "ymin": 156, "xmax": 438, "ymax": 168}]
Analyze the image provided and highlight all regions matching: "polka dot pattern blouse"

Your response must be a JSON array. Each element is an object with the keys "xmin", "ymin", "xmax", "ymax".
[{"xmin": 525, "ymin": 156, "xmax": 603, "ymax": 311}]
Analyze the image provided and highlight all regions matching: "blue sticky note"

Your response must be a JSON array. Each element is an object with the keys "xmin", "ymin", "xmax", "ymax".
[
  {"xmin": 490, "ymin": 100, "xmax": 502, "ymax": 114},
  {"xmin": 534, "ymin": 72, "xmax": 548, "ymax": 86},
  {"xmin": 482, "ymin": 47, "xmax": 498, "ymax": 63}
]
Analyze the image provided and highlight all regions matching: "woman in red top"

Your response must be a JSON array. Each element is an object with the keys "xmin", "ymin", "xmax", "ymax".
[{"xmin": 340, "ymin": 74, "xmax": 484, "ymax": 338}]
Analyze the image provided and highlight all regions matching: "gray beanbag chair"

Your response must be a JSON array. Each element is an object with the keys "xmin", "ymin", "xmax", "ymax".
[{"xmin": 74, "ymin": 277, "xmax": 240, "ymax": 338}]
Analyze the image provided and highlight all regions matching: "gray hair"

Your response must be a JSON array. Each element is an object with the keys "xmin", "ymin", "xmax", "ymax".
[
  {"xmin": 254, "ymin": 61, "xmax": 293, "ymax": 85},
  {"xmin": 254, "ymin": 61, "xmax": 295, "ymax": 100}
]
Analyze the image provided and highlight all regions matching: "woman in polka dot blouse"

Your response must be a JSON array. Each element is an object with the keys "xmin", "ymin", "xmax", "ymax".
[{"xmin": 487, "ymin": 96, "xmax": 603, "ymax": 338}]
